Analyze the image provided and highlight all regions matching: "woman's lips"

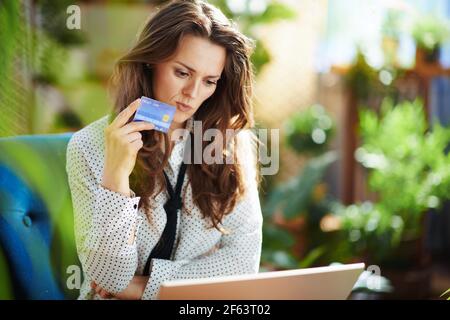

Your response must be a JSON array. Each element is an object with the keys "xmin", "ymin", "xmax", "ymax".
[{"xmin": 176, "ymin": 102, "xmax": 193, "ymax": 112}]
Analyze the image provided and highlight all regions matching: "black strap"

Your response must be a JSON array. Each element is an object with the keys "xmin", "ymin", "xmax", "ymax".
[{"xmin": 143, "ymin": 157, "xmax": 189, "ymax": 276}]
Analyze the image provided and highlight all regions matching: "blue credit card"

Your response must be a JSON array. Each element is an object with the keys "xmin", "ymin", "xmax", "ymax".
[{"xmin": 132, "ymin": 96, "xmax": 176, "ymax": 133}]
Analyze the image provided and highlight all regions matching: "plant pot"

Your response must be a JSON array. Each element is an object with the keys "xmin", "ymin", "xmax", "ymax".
[
  {"xmin": 377, "ymin": 235, "xmax": 433, "ymax": 299},
  {"xmin": 381, "ymin": 265, "xmax": 433, "ymax": 299},
  {"xmin": 415, "ymin": 46, "xmax": 441, "ymax": 67}
]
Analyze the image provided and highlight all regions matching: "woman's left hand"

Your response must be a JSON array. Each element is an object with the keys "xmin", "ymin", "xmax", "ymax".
[{"xmin": 91, "ymin": 276, "xmax": 149, "ymax": 300}]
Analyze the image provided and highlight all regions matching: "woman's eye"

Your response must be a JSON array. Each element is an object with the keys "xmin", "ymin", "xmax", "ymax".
[
  {"xmin": 176, "ymin": 69, "xmax": 217, "ymax": 86},
  {"xmin": 206, "ymin": 80, "xmax": 217, "ymax": 86},
  {"xmin": 176, "ymin": 70, "xmax": 189, "ymax": 77}
]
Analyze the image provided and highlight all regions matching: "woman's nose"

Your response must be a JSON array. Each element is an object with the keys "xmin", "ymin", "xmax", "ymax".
[{"xmin": 182, "ymin": 79, "xmax": 200, "ymax": 99}]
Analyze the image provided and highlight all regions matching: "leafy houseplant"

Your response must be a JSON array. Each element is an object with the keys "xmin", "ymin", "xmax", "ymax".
[
  {"xmin": 262, "ymin": 151, "xmax": 338, "ymax": 269},
  {"xmin": 284, "ymin": 104, "xmax": 334, "ymax": 155},
  {"xmin": 411, "ymin": 14, "xmax": 450, "ymax": 63},
  {"xmin": 332, "ymin": 99, "xmax": 450, "ymax": 298},
  {"xmin": 337, "ymin": 99, "xmax": 450, "ymax": 267},
  {"xmin": 261, "ymin": 105, "xmax": 338, "ymax": 269},
  {"xmin": 345, "ymin": 50, "xmax": 380, "ymax": 102},
  {"xmin": 210, "ymin": 0, "xmax": 297, "ymax": 74}
]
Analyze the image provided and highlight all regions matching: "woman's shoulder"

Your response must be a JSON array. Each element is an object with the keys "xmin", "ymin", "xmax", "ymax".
[
  {"xmin": 236, "ymin": 129, "xmax": 256, "ymax": 154},
  {"xmin": 66, "ymin": 115, "xmax": 111, "ymax": 170},
  {"xmin": 68, "ymin": 115, "xmax": 110, "ymax": 152},
  {"xmin": 236, "ymin": 129, "xmax": 259, "ymax": 186}
]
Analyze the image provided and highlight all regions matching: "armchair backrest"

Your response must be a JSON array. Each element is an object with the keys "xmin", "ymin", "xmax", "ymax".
[{"xmin": 0, "ymin": 133, "xmax": 81, "ymax": 299}]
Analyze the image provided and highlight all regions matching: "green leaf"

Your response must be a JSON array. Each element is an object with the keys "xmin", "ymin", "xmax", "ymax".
[
  {"xmin": 252, "ymin": 2, "xmax": 297, "ymax": 25},
  {"xmin": 344, "ymin": 98, "xmax": 450, "ymax": 265},
  {"xmin": 283, "ymin": 151, "xmax": 337, "ymax": 218},
  {"xmin": 0, "ymin": 1, "xmax": 21, "ymax": 71},
  {"xmin": 251, "ymin": 39, "xmax": 271, "ymax": 74},
  {"xmin": 264, "ymin": 151, "xmax": 337, "ymax": 220},
  {"xmin": 262, "ymin": 224, "xmax": 295, "ymax": 250},
  {"xmin": 298, "ymin": 246, "xmax": 326, "ymax": 268},
  {"xmin": 261, "ymin": 250, "xmax": 298, "ymax": 270}
]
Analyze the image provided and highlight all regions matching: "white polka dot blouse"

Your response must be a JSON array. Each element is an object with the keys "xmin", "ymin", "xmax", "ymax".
[{"xmin": 66, "ymin": 115, "xmax": 263, "ymax": 300}]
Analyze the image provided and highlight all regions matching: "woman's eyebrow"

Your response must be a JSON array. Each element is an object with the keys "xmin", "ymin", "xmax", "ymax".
[{"xmin": 175, "ymin": 61, "xmax": 221, "ymax": 78}]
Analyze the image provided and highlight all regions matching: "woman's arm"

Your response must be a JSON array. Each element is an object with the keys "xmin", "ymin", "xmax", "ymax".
[
  {"xmin": 66, "ymin": 134, "xmax": 142, "ymax": 295},
  {"xmin": 141, "ymin": 182, "xmax": 263, "ymax": 300},
  {"xmin": 94, "ymin": 183, "xmax": 261, "ymax": 301},
  {"xmin": 67, "ymin": 100, "xmax": 154, "ymax": 297}
]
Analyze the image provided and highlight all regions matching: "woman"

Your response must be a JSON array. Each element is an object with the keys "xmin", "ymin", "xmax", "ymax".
[{"xmin": 66, "ymin": 0, "xmax": 262, "ymax": 300}]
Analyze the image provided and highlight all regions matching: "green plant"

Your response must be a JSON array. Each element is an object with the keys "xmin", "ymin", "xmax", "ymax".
[
  {"xmin": 260, "ymin": 105, "xmax": 340, "ymax": 269},
  {"xmin": 38, "ymin": 0, "xmax": 86, "ymax": 46},
  {"xmin": 345, "ymin": 50, "xmax": 380, "ymax": 101},
  {"xmin": 211, "ymin": 0, "xmax": 297, "ymax": 74},
  {"xmin": 411, "ymin": 14, "xmax": 450, "ymax": 52},
  {"xmin": 264, "ymin": 151, "xmax": 337, "ymax": 220},
  {"xmin": 260, "ymin": 156, "xmax": 335, "ymax": 269},
  {"xmin": 0, "ymin": 1, "xmax": 28, "ymax": 137},
  {"xmin": 262, "ymin": 150, "xmax": 338, "ymax": 269},
  {"xmin": 284, "ymin": 104, "xmax": 334, "ymax": 155},
  {"xmin": 1, "ymin": 0, "xmax": 88, "ymax": 136},
  {"xmin": 336, "ymin": 99, "xmax": 450, "ymax": 266}
]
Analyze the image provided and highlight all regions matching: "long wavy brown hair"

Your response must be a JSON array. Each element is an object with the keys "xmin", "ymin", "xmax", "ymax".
[{"xmin": 109, "ymin": 0, "xmax": 258, "ymax": 231}]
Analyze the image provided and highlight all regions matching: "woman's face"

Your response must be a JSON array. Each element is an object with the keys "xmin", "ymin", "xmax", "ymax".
[{"xmin": 152, "ymin": 34, "xmax": 227, "ymax": 129}]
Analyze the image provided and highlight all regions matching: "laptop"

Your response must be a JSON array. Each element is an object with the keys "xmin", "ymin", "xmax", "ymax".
[{"xmin": 157, "ymin": 263, "xmax": 365, "ymax": 300}]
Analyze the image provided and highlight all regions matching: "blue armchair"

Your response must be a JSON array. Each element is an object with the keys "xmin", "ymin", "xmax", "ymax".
[{"xmin": 0, "ymin": 133, "xmax": 81, "ymax": 300}]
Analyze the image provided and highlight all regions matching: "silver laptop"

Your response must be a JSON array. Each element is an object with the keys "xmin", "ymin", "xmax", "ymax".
[{"xmin": 158, "ymin": 263, "xmax": 365, "ymax": 300}]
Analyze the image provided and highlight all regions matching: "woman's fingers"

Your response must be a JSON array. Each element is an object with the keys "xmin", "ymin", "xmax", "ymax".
[
  {"xmin": 110, "ymin": 98, "xmax": 142, "ymax": 129},
  {"xmin": 118, "ymin": 121, "xmax": 155, "ymax": 136},
  {"xmin": 126, "ymin": 132, "xmax": 143, "ymax": 143},
  {"xmin": 130, "ymin": 138, "xmax": 144, "ymax": 151},
  {"xmin": 99, "ymin": 289, "xmax": 112, "ymax": 299},
  {"xmin": 91, "ymin": 281, "xmax": 112, "ymax": 299}
]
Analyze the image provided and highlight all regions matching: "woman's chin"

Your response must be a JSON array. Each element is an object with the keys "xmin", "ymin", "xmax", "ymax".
[{"xmin": 173, "ymin": 113, "xmax": 190, "ymax": 125}]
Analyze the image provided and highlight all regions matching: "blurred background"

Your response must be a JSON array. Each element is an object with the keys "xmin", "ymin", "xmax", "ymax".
[{"xmin": 1, "ymin": 0, "xmax": 450, "ymax": 300}]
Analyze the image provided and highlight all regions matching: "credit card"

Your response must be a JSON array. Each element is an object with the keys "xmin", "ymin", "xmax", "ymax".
[{"xmin": 132, "ymin": 96, "xmax": 176, "ymax": 133}]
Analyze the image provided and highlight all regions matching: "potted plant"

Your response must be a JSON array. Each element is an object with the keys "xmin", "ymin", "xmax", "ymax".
[
  {"xmin": 261, "ymin": 105, "xmax": 338, "ymax": 270},
  {"xmin": 283, "ymin": 104, "xmax": 334, "ymax": 155},
  {"xmin": 345, "ymin": 50, "xmax": 380, "ymax": 102},
  {"xmin": 411, "ymin": 14, "xmax": 450, "ymax": 64},
  {"xmin": 334, "ymin": 98, "xmax": 450, "ymax": 298}
]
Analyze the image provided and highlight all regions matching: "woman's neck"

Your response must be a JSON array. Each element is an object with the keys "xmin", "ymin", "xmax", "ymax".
[
  {"xmin": 167, "ymin": 120, "xmax": 186, "ymax": 138},
  {"xmin": 162, "ymin": 121, "xmax": 187, "ymax": 153}
]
